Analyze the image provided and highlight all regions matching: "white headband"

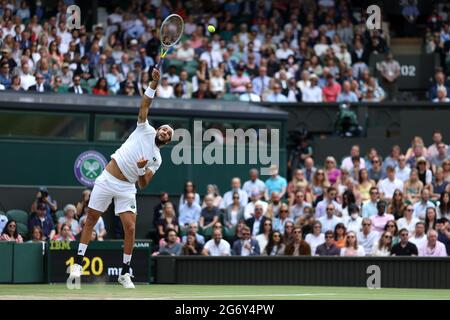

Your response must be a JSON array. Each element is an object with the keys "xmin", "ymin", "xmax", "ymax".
[{"xmin": 159, "ymin": 124, "xmax": 174, "ymax": 140}]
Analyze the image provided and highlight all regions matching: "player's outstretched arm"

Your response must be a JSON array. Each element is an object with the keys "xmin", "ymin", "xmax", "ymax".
[{"xmin": 138, "ymin": 68, "xmax": 161, "ymax": 123}]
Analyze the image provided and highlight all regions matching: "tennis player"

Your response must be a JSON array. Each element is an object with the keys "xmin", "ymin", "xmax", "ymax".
[{"xmin": 69, "ymin": 68, "xmax": 173, "ymax": 288}]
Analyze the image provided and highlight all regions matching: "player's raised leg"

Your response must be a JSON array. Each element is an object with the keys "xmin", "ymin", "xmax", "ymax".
[{"xmin": 117, "ymin": 212, "xmax": 137, "ymax": 289}]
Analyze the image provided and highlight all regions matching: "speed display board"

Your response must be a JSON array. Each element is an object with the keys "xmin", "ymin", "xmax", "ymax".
[{"xmin": 48, "ymin": 240, "xmax": 152, "ymax": 283}]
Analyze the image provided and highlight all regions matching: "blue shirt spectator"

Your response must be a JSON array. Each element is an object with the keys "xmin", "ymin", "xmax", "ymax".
[
  {"xmin": 178, "ymin": 197, "xmax": 202, "ymax": 227},
  {"xmin": 265, "ymin": 168, "xmax": 287, "ymax": 198},
  {"xmin": 29, "ymin": 203, "xmax": 55, "ymax": 240}
]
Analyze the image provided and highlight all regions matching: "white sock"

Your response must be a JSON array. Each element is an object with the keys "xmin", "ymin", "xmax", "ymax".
[
  {"xmin": 123, "ymin": 254, "xmax": 132, "ymax": 265},
  {"xmin": 77, "ymin": 243, "xmax": 88, "ymax": 256}
]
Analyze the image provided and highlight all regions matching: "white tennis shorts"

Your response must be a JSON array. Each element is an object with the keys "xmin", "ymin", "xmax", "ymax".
[{"xmin": 88, "ymin": 170, "xmax": 137, "ymax": 215}]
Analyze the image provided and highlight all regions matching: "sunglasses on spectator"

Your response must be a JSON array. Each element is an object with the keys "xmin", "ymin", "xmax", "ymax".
[
  {"xmin": 406, "ymin": 209, "xmax": 413, "ymax": 212},
  {"xmin": 384, "ymin": 235, "xmax": 392, "ymax": 239},
  {"xmin": 233, "ymin": 196, "xmax": 239, "ymax": 199},
  {"xmin": 325, "ymin": 235, "xmax": 334, "ymax": 238},
  {"xmin": 372, "ymin": 160, "xmax": 380, "ymax": 163},
  {"xmin": 280, "ymin": 210, "xmax": 288, "ymax": 213},
  {"xmin": 400, "ymin": 233, "xmax": 408, "ymax": 237},
  {"xmin": 9, "ymin": 224, "xmax": 16, "ymax": 228},
  {"xmin": 243, "ymin": 233, "xmax": 250, "ymax": 236},
  {"xmin": 255, "ymin": 208, "xmax": 262, "ymax": 211},
  {"xmin": 293, "ymin": 231, "xmax": 301, "ymax": 234},
  {"xmin": 370, "ymin": 192, "xmax": 378, "ymax": 195},
  {"xmin": 273, "ymin": 234, "xmax": 280, "ymax": 238}
]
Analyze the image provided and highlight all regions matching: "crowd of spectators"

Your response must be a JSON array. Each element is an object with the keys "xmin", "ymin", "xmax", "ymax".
[
  {"xmin": 0, "ymin": 0, "xmax": 399, "ymax": 102},
  {"xmin": 1, "ymin": 131, "xmax": 450, "ymax": 257},
  {"xmin": 149, "ymin": 130, "xmax": 450, "ymax": 257}
]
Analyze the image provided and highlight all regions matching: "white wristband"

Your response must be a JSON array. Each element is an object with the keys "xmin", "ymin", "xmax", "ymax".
[
  {"xmin": 138, "ymin": 167, "xmax": 147, "ymax": 176},
  {"xmin": 145, "ymin": 87, "xmax": 156, "ymax": 98}
]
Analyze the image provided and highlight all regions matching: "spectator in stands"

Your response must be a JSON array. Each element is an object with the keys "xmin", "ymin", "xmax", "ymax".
[
  {"xmin": 428, "ymin": 131, "xmax": 447, "ymax": 159},
  {"xmin": 419, "ymin": 230, "xmax": 447, "ymax": 256},
  {"xmin": 181, "ymin": 231, "xmax": 203, "ymax": 256},
  {"xmin": 432, "ymin": 169, "xmax": 448, "ymax": 201},
  {"xmin": 239, "ymin": 82, "xmax": 261, "ymax": 102},
  {"xmin": 387, "ymin": 190, "xmax": 406, "ymax": 220},
  {"xmin": 79, "ymin": 212, "xmax": 106, "ymax": 241},
  {"xmin": 362, "ymin": 187, "xmax": 380, "ymax": 218},
  {"xmin": 199, "ymin": 195, "xmax": 220, "ymax": 236},
  {"xmin": 333, "ymin": 223, "xmax": 347, "ymax": 249},
  {"xmin": 397, "ymin": 205, "xmax": 419, "ymax": 234},
  {"xmin": 192, "ymin": 80, "xmax": 215, "ymax": 99},
  {"xmin": 232, "ymin": 225, "xmax": 260, "ymax": 256},
  {"xmin": 377, "ymin": 53, "xmax": 400, "ymax": 101},
  {"xmin": 178, "ymin": 192, "xmax": 201, "ymax": 230},
  {"xmin": 345, "ymin": 203, "xmax": 363, "ymax": 233},
  {"xmin": 324, "ymin": 156, "xmax": 341, "ymax": 185},
  {"xmin": 244, "ymin": 190, "xmax": 268, "ymax": 220},
  {"xmin": 158, "ymin": 228, "xmax": 183, "ymax": 256},
  {"xmin": 29, "ymin": 202, "xmax": 55, "ymax": 241},
  {"xmin": 287, "ymin": 169, "xmax": 309, "ymax": 196},
  {"xmin": 272, "ymin": 203, "xmax": 292, "ymax": 233},
  {"xmin": 425, "ymin": 207, "xmax": 438, "ymax": 233},
  {"xmin": 372, "ymin": 230, "xmax": 393, "ymax": 256},
  {"xmin": 341, "ymin": 145, "xmax": 365, "ymax": 172},
  {"xmin": 224, "ymin": 191, "xmax": 245, "ymax": 230},
  {"xmin": 311, "ymin": 169, "xmax": 330, "ymax": 203},
  {"xmin": 316, "ymin": 187, "xmax": 342, "ymax": 219},
  {"xmin": 430, "ymin": 142, "xmax": 449, "ymax": 171},
  {"xmin": 264, "ymin": 165, "xmax": 287, "ymax": 199},
  {"xmin": 0, "ymin": 220, "xmax": 23, "ymax": 243},
  {"xmin": 416, "ymin": 158, "xmax": 433, "ymax": 188},
  {"xmin": 68, "ymin": 75, "xmax": 87, "ymax": 94},
  {"xmin": 318, "ymin": 203, "xmax": 342, "ymax": 234},
  {"xmin": 202, "ymin": 229, "xmax": 231, "ymax": 256},
  {"xmin": 315, "ymin": 230, "xmax": 340, "ymax": 256},
  {"xmin": 246, "ymin": 201, "xmax": 269, "ymax": 238},
  {"xmin": 340, "ymin": 231, "xmax": 366, "ymax": 256},
  {"xmin": 289, "ymin": 191, "xmax": 312, "ymax": 221},
  {"xmin": 230, "ymin": 66, "xmax": 250, "ymax": 94},
  {"xmin": 92, "ymin": 77, "xmax": 108, "ymax": 95},
  {"xmin": 357, "ymin": 218, "xmax": 379, "ymax": 255},
  {"xmin": 391, "ymin": 228, "xmax": 418, "ymax": 256},
  {"xmin": 284, "ymin": 226, "xmax": 311, "ymax": 256},
  {"xmin": 202, "ymin": 184, "xmax": 222, "ymax": 209},
  {"xmin": 156, "ymin": 202, "xmax": 179, "ymax": 240},
  {"xmin": 57, "ymin": 204, "xmax": 80, "ymax": 237},
  {"xmin": 405, "ymin": 136, "xmax": 428, "ymax": 161},
  {"xmin": 378, "ymin": 166, "xmax": 404, "ymax": 201},
  {"xmin": 179, "ymin": 222, "xmax": 203, "ymax": 245},
  {"xmin": 322, "ymin": 74, "xmax": 341, "ymax": 102},
  {"xmin": 305, "ymin": 221, "xmax": 325, "ymax": 255},
  {"xmin": 0, "ymin": 62, "xmax": 11, "ymax": 88},
  {"xmin": 19, "ymin": 62, "xmax": 35, "ymax": 91},
  {"xmin": 403, "ymin": 169, "xmax": 423, "ymax": 204},
  {"xmin": 179, "ymin": 181, "xmax": 200, "ymax": 209},
  {"xmin": 302, "ymin": 157, "xmax": 317, "ymax": 184},
  {"xmin": 266, "ymin": 82, "xmax": 288, "ymax": 102},
  {"xmin": 428, "ymin": 71, "xmax": 450, "ymax": 101},
  {"xmin": 395, "ymin": 155, "xmax": 411, "ymax": 183},
  {"xmin": 301, "ymin": 74, "xmax": 323, "ymax": 102},
  {"xmin": 437, "ymin": 192, "xmax": 450, "ymax": 219},
  {"xmin": 266, "ymin": 191, "xmax": 282, "ymax": 219},
  {"xmin": 409, "ymin": 221, "xmax": 427, "ymax": 249},
  {"xmin": 31, "ymin": 186, "xmax": 57, "ymax": 220},
  {"xmin": 53, "ymin": 223, "xmax": 75, "ymax": 241},
  {"xmin": 337, "ymin": 80, "xmax": 358, "ymax": 103},
  {"xmin": 436, "ymin": 218, "xmax": 450, "ymax": 255},
  {"xmin": 262, "ymin": 231, "xmax": 285, "ymax": 256},
  {"xmin": 222, "ymin": 177, "xmax": 248, "ymax": 209},
  {"xmin": 0, "ymin": 211, "xmax": 8, "ymax": 233},
  {"xmin": 156, "ymin": 76, "xmax": 173, "ymax": 98},
  {"xmin": 255, "ymin": 219, "xmax": 272, "ymax": 254},
  {"xmin": 368, "ymin": 156, "xmax": 386, "ymax": 184},
  {"xmin": 28, "ymin": 226, "xmax": 45, "ymax": 243},
  {"xmin": 243, "ymin": 168, "xmax": 266, "ymax": 198},
  {"xmin": 370, "ymin": 200, "xmax": 394, "ymax": 233},
  {"xmin": 413, "ymin": 189, "xmax": 435, "ymax": 221},
  {"xmin": 357, "ymin": 169, "xmax": 375, "ymax": 204}
]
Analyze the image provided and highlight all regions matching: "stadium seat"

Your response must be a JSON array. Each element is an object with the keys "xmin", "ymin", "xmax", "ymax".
[
  {"xmin": 55, "ymin": 210, "xmax": 65, "ymax": 220},
  {"xmin": 16, "ymin": 222, "xmax": 28, "ymax": 238},
  {"xmin": 222, "ymin": 93, "xmax": 239, "ymax": 101},
  {"xmin": 6, "ymin": 209, "xmax": 29, "ymax": 225}
]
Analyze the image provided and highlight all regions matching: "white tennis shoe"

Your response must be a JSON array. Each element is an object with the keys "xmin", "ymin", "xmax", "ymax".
[
  {"xmin": 69, "ymin": 263, "xmax": 82, "ymax": 279},
  {"xmin": 118, "ymin": 273, "xmax": 135, "ymax": 289}
]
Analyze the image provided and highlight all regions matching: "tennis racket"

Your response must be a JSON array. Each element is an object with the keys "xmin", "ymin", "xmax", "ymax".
[{"xmin": 156, "ymin": 14, "xmax": 184, "ymax": 69}]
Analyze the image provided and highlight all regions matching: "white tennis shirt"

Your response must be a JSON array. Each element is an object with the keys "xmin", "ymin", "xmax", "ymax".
[{"xmin": 111, "ymin": 120, "xmax": 162, "ymax": 183}]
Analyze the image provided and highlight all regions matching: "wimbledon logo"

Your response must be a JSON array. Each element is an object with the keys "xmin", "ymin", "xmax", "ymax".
[{"xmin": 74, "ymin": 151, "xmax": 107, "ymax": 187}]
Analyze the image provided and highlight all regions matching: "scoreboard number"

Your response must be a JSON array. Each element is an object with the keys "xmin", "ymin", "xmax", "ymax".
[{"xmin": 66, "ymin": 256, "xmax": 104, "ymax": 276}]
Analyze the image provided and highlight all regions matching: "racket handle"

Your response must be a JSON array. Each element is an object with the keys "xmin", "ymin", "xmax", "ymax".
[{"xmin": 156, "ymin": 58, "xmax": 164, "ymax": 69}]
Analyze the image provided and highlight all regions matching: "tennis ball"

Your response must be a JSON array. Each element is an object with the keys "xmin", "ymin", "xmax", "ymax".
[{"xmin": 208, "ymin": 25, "xmax": 216, "ymax": 33}]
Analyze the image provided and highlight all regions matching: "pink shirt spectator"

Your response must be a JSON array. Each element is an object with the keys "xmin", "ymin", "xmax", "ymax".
[
  {"xmin": 322, "ymin": 82, "xmax": 342, "ymax": 102},
  {"xmin": 230, "ymin": 75, "xmax": 250, "ymax": 93},
  {"xmin": 418, "ymin": 241, "xmax": 447, "ymax": 257},
  {"xmin": 370, "ymin": 214, "xmax": 395, "ymax": 233},
  {"xmin": 327, "ymin": 168, "xmax": 341, "ymax": 185},
  {"xmin": 0, "ymin": 234, "xmax": 23, "ymax": 243}
]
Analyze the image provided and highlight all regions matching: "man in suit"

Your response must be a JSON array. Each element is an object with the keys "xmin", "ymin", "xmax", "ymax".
[
  {"xmin": 231, "ymin": 226, "xmax": 260, "ymax": 256},
  {"xmin": 28, "ymin": 73, "xmax": 51, "ymax": 92},
  {"xmin": 75, "ymin": 55, "xmax": 93, "ymax": 80},
  {"xmin": 68, "ymin": 75, "xmax": 87, "ymax": 94},
  {"xmin": 245, "ymin": 202, "xmax": 269, "ymax": 237},
  {"xmin": 428, "ymin": 71, "xmax": 450, "ymax": 101}
]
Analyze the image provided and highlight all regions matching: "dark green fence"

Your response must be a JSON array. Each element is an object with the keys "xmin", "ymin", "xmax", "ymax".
[{"xmin": 154, "ymin": 256, "xmax": 450, "ymax": 289}]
